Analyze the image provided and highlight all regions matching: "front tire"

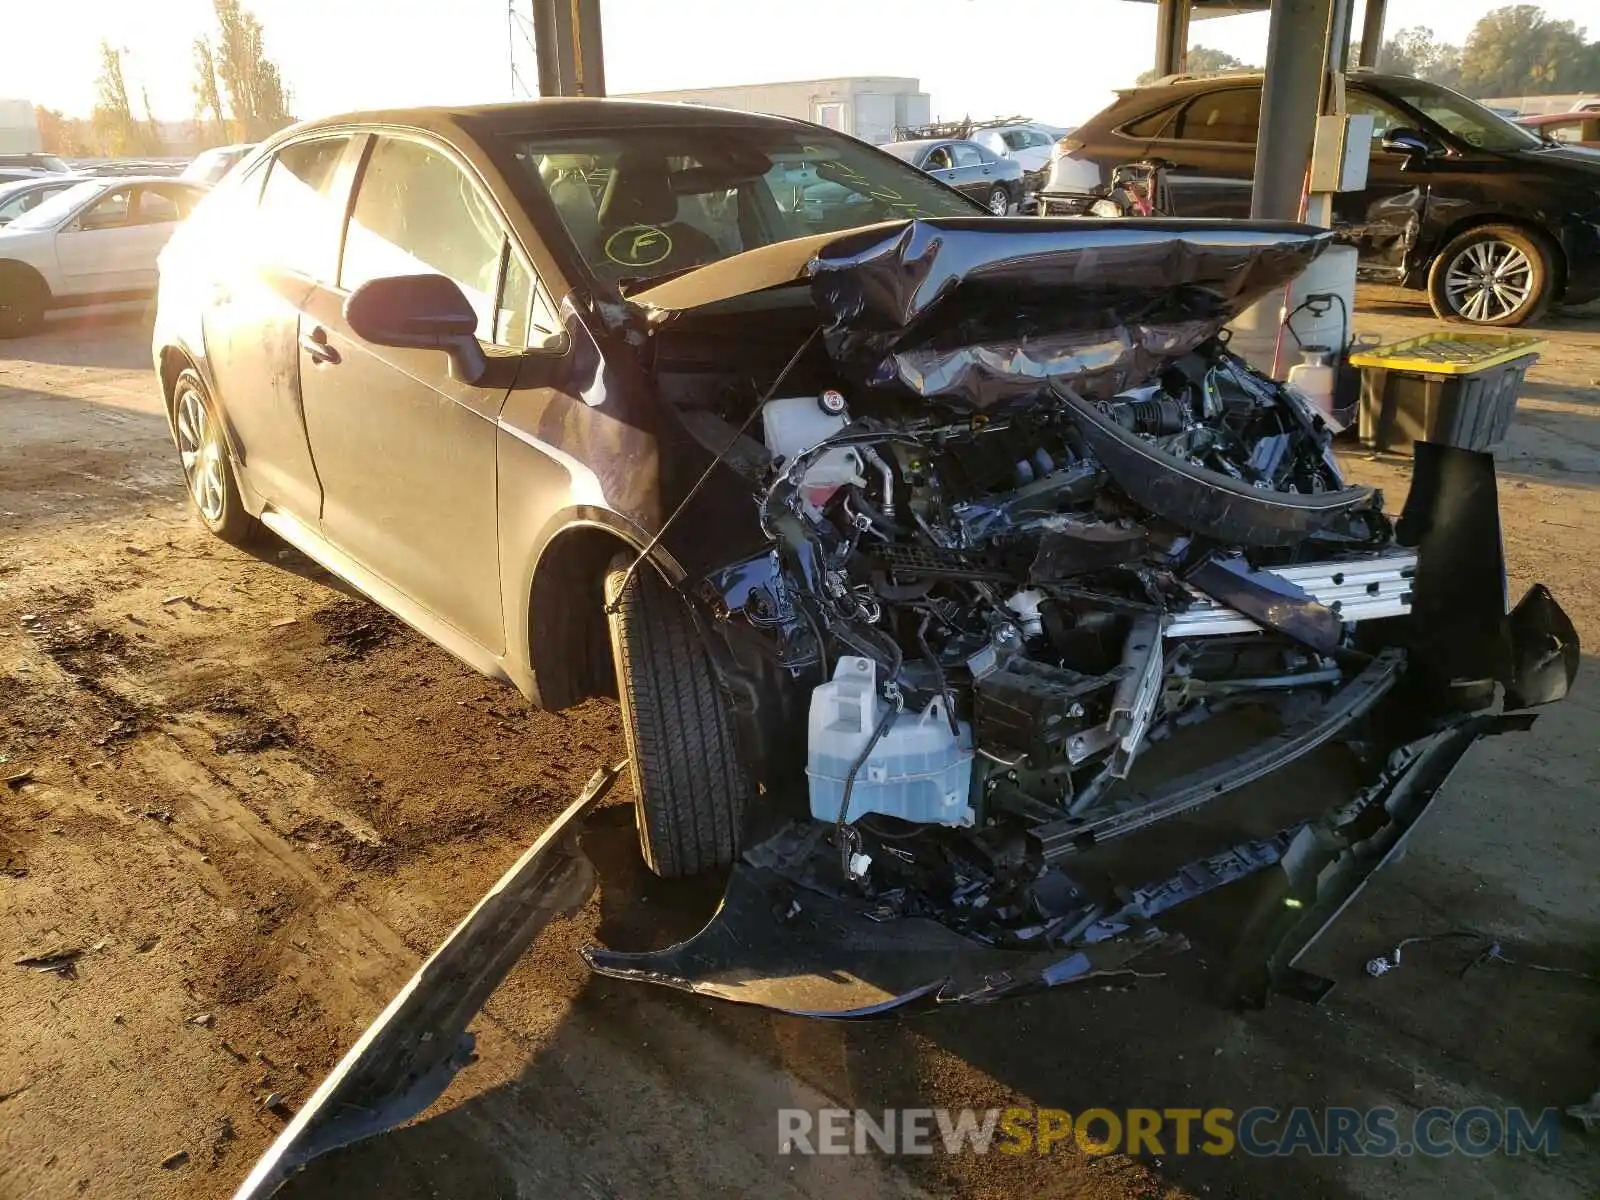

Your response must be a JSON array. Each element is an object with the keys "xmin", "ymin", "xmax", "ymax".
[
  {"xmin": 172, "ymin": 369, "xmax": 257, "ymax": 544},
  {"xmin": 986, "ymin": 186, "xmax": 1010, "ymax": 216},
  {"xmin": 604, "ymin": 553, "xmax": 747, "ymax": 878},
  {"xmin": 0, "ymin": 266, "xmax": 46, "ymax": 338},
  {"xmin": 1427, "ymin": 225, "xmax": 1553, "ymax": 327}
]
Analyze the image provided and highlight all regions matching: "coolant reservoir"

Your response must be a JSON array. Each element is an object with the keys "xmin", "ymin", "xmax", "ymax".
[
  {"xmin": 762, "ymin": 394, "xmax": 865, "ymax": 510},
  {"xmin": 807, "ymin": 656, "xmax": 974, "ymax": 827},
  {"xmin": 1287, "ymin": 346, "xmax": 1336, "ymax": 420}
]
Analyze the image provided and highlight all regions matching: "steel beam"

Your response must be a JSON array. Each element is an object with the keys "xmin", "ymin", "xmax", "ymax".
[
  {"xmin": 532, "ymin": 0, "xmax": 607, "ymax": 97},
  {"xmin": 1249, "ymin": 0, "xmax": 1332, "ymax": 220},
  {"xmin": 1357, "ymin": 0, "xmax": 1387, "ymax": 69},
  {"xmin": 1153, "ymin": 0, "xmax": 1192, "ymax": 77}
]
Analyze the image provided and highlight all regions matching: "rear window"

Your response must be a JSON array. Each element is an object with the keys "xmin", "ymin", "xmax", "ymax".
[
  {"xmin": 257, "ymin": 136, "xmax": 352, "ymax": 280},
  {"xmin": 1122, "ymin": 104, "xmax": 1180, "ymax": 138}
]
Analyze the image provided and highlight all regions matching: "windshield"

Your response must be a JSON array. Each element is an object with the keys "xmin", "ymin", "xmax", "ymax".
[
  {"xmin": 506, "ymin": 124, "xmax": 979, "ymax": 289},
  {"xmin": 5, "ymin": 181, "xmax": 103, "ymax": 232},
  {"xmin": 1384, "ymin": 79, "xmax": 1542, "ymax": 151}
]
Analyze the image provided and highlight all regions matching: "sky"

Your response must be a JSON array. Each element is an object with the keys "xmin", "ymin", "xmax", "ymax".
[{"xmin": 3, "ymin": 0, "xmax": 1598, "ymax": 130}]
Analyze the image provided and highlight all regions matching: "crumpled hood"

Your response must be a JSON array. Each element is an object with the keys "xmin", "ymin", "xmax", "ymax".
[
  {"xmin": 808, "ymin": 217, "xmax": 1333, "ymax": 408},
  {"xmin": 633, "ymin": 217, "xmax": 1333, "ymax": 411}
]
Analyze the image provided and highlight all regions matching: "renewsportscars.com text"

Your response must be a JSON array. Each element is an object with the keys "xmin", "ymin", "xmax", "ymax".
[{"xmin": 777, "ymin": 1106, "xmax": 1562, "ymax": 1158}]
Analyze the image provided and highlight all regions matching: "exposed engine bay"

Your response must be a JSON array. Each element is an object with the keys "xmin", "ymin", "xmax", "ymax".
[{"xmin": 591, "ymin": 218, "xmax": 1581, "ymax": 1012}]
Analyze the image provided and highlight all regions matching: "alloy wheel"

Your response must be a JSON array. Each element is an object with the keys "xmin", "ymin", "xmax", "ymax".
[
  {"xmin": 1444, "ymin": 239, "xmax": 1534, "ymax": 323},
  {"xmin": 988, "ymin": 189, "xmax": 1009, "ymax": 215},
  {"xmin": 175, "ymin": 386, "xmax": 226, "ymax": 522}
]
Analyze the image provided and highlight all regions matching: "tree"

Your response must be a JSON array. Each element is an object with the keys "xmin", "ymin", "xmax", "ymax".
[
  {"xmin": 211, "ymin": 0, "xmax": 292, "ymax": 141},
  {"xmin": 90, "ymin": 41, "xmax": 161, "ymax": 156},
  {"xmin": 192, "ymin": 37, "xmax": 230, "ymax": 144},
  {"xmin": 35, "ymin": 107, "xmax": 92, "ymax": 158},
  {"xmin": 1456, "ymin": 5, "xmax": 1600, "ymax": 97},
  {"xmin": 1137, "ymin": 46, "xmax": 1257, "ymax": 86},
  {"xmin": 1374, "ymin": 26, "xmax": 1464, "ymax": 91},
  {"xmin": 140, "ymin": 85, "xmax": 166, "ymax": 155}
]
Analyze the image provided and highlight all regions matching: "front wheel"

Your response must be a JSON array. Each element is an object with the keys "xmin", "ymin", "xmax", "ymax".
[
  {"xmin": 605, "ymin": 553, "xmax": 747, "ymax": 878},
  {"xmin": 986, "ymin": 186, "xmax": 1010, "ymax": 216},
  {"xmin": 1427, "ymin": 225, "xmax": 1554, "ymax": 327}
]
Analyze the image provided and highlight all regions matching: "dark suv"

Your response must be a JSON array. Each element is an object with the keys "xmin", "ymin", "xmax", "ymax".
[{"xmin": 1040, "ymin": 71, "xmax": 1600, "ymax": 326}]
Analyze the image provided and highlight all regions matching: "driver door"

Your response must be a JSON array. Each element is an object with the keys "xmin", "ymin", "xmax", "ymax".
[
  {"xmin": 54, "ymin": 187, "xmax": 143, "ymax": 294},
  {"xmin": 1340, "ymin": 90, "xmax": 1433, "ymax": 281}
]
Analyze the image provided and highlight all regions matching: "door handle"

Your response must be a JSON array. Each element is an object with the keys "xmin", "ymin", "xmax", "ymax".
[{"xmin": 299, "ymin": 325, "xmax": 340, "ymax": 366}]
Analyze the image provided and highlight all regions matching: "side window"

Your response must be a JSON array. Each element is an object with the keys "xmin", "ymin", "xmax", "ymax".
[
  {"xmin": 1174, "ymin": 89, "xmax": 1262, "ymax": 143},
  {"xmin": 341, "ymin": 136, "xmax": 504, "ymax": 341},
  {"xmin": 925, "ymin": 145, "xmax": 955, "ymax": 171},
  {"xmin": 258, "ymin": 136, "xmax": 352, "ymax": 280},
  {"xmin": 1002, "ymin": 130, "xmax": 1030, "ymax": 151},
  {"xmin": 952, "ymin": 143, "xmax": 983, "ymax": 168},
  {"xmin": 133, "ymin": 187, "xmax": 179, "ymax": 225},
  {"xmin": 80, "ymin": 188, "xmax": 132, "ymax": 230},
  {"xmin": 1347, "ymin": 93, "xmax": 1413, "ymax": 149}
]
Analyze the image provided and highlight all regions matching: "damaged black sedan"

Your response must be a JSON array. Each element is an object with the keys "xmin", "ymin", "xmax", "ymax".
[{"xmin": 178, "ymin": 102, "xmax": 1580, "ymax": 1199}]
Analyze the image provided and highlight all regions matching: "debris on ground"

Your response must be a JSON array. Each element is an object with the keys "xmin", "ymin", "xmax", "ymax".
[
  {"xmin": 189, "ymin": 1012, "xmax": 215, "ymax": 1028},
  {"xmin": 1570, "ymin": 1087, "xmax": 1600, "ymax": 1133},
  {"xmin": 159, "ymin": 1150, "xmax": 189, "ymax": 1170},
  {"xmin": 1367, "ymin": 931, "xmax": 1600, "ymax": 985},
  {"xmin": 13, "ymin": 947, "xmax": 83, "ymax": 977},
  {"xmin": 213, "ymin": 719, "xmax": 296, "ymax": 755},
  {"xmin": 4, "ymin": 768, "xmax": 34, "ymax": 788}
]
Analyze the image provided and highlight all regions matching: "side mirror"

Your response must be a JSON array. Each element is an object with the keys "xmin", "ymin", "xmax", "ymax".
[
  {"xmin": 344, "ymin": 273, "xmax": 487, "ymax": 384},
  {"xmin": 1380, "ymin": 127, "xmax": 1432, "ymax": 160}
]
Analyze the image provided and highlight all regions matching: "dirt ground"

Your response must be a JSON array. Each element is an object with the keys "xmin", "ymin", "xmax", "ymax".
[{"xmin": 2, "ymin": 295, "xmax": 1598, "ymax": 1200}]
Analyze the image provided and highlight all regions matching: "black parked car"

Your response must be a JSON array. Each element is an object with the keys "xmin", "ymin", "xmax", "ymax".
[
  {"xmin": 883, "ymin": 137, "xmax": 1026, "ymax": 214},
  {"xmin": 1039, "ymin": 71, "xmax": 1600, "ymax": 325}
]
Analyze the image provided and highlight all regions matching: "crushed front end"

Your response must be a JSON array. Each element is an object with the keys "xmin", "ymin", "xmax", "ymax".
[{"xmin": 588, "ymin": 218, "xmax": 1580, "ymax": 1013}]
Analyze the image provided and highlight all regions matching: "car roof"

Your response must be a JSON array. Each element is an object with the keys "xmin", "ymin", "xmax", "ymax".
[
  {"xmin": 883, "ymin": 138, "xmax": 973, "ymax": 152},
  {"xmin": 1117, "ymin": 70, "xmax": 1427, "ymax": 101},
  {"xmin": 0, "ymin": 175, "xmax": 76, "ymax": 194},
  {"xmin": 66, "ymin": 175, "xmax": 207, "ymax": 187},
  {"xmin": 284, "ymin": 97, "xmax": 817, "ymax": 142}
]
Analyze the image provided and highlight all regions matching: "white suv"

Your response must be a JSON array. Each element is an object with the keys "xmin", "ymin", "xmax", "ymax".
[{"xmin": 0, "ymin": 176, "xmax": 205, "ymax": 336}]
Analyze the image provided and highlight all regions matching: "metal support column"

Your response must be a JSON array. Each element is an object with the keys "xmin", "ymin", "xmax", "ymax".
[
  {"xmin": 533, "ymin": 0, "xmax": 607, "ymax": 98},
  {"xmin": 1249, "ymin": 0, "xmax": 1332, "ymax": 221},
  {"xmin": 1357, "ymin": 0, "xmax": 1387, "ymax": 69},
  {"xmin": 1153, "ymin": 0, "xmax": 1191, "ymax": 78}
]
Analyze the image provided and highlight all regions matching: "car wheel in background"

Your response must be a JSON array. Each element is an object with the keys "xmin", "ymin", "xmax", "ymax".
[
  {"xmin": 1427, "ymin": 225, "xmax": 1554, "ymax": 327},
  {"xmin": 0, "ymin": 266, "xmax": 46, "ymax": 338},
  {"xmin": 172, "ymin": 368, "xmax": 258, "ymax": 544},
  {"xmin": 605, "ymin": 553, "xmax": 747, "ymax": 878},
  {"xmin": 986, "ymin": 186, "xmax": 1010, "ymax": 215}
]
